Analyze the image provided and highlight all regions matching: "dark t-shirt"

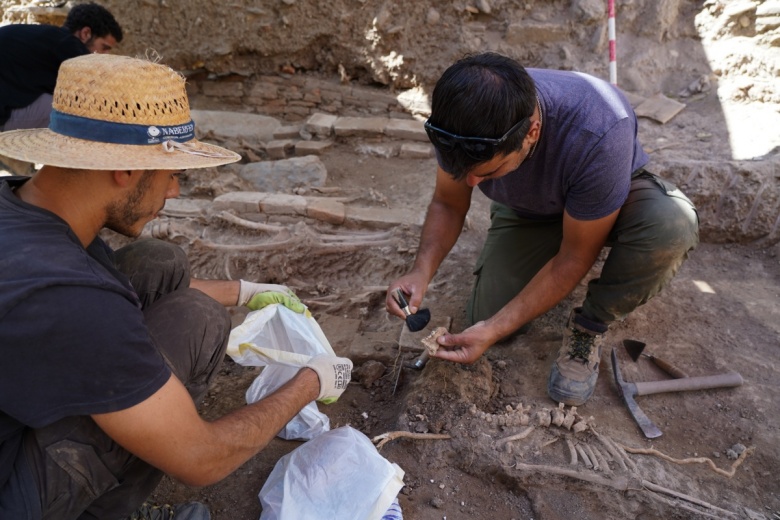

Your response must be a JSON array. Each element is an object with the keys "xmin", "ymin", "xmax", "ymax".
[
  {"xmin": 476, "ymin": 69, "xmax": 649, "ymax": 221},
  {"xmin": 0, "ymin": 178, "xmax": 171, "ymax": 489},
  {"xmin": 0, "ymin": 24, "xmax": 89, "ymax": 124}
]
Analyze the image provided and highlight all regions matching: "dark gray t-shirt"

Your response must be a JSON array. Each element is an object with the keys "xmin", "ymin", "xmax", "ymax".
[
  {"xmin": 477, "ymin": 69, "xmax": 649, "ymax": 221},
  {"xmin": 0, "ymin": 179, "xmax": 170, "ymax": 495}
]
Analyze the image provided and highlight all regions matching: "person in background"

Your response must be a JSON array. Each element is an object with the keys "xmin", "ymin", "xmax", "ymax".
[
  {"xmin": 0, "ymin": 2, "xmax": 123, "ymax": 132},
  {"xmin": 386, "ymin": 52, "xmax": 698, "ymax": 407},
  {"xmin": 0, "ymin": 53, "xmax": 352, "ymax": 520}
]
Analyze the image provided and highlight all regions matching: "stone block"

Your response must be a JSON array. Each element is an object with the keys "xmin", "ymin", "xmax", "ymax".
[
  {"xmin": 247, "ymin": 82, "xmax": 279, "ymax": 100},
  {"xmin": 266, "ymin": 139, "xmax": 296, "ymax": 160},
  {"xmin": 304, "ymin": 113, "xmax": 338, "ymax": 138},
  {"xmin": 399, "ymin": 142, "xmax": 434, "ymax": 159},
  {"xmin": 238, "ymin": 156, "xmax": 327, "ymax": 193},
  {"xmin": 505, "ymin": 21, "xmax": 569, "ymax": 45},
  {"xmin": 211, "ymin": 192, "xmax": 268, "ymax": 213},
  {"xmin": 385, "ymin": 119, "xmax": 428, "ymax": 141},
  {"xmin": 284, "ymin": 106, "xmax": 312, "ymax": 118},
  {"xmin": 347, "ymin": 87, "xmax": 398, "ymax": 105},
  {"xmin": 191, "ymin": 110, "xmax": 280, "ymax": 143},
  {"xmin": 159, "ymin": 198, "xmax": 211, "ymax": 218},
  {"xmin": 201, "ymin": 81, "xmax": 244, "ymax": 98},
  {"xmin": 333, "ymin": 117, "xmax": 387, "ymax": 137},
  {"xmin": 345, "ymin": 206, "xmax": 420, "ymax": 228},
  {"xmin": 398, "ymin": 316, "xmax": 453, "ymax": 352},
  {"xmin": 274, "ymin": 124, "xmax": 302, "ymax": 139},
  {"xmin": 295, "ymin": 140, "xmax": 333, "ymax": 156},
  {"xmin": 260, "ymin": 193, "xmax": 308, "ymax": 215},
  {"xmin": 306, "ymin": 197, "xmax": 346, "ymax": 225}
]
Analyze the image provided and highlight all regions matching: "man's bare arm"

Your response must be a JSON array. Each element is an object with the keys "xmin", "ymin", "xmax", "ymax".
[
  {"xmin": 436, "ymin": 208, "xmax": 620, "ymax": 362},
  {"xmin": 190, "ymin": 278, "xmax": 240, "ymax": 306},
  {"xmin": 413, "ymin": 167, "xmax": 473, "ymax": 279},
  {"xmin": 386, "ymin": 167, "xmax": 473, "ymax": 315},
  {"xmin": 92, "ymin": 369, "xmax": 320, "ymax": 487}
]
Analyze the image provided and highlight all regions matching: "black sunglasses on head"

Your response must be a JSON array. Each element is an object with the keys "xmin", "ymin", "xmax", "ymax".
[{"xmin": 424, "ymin": 117, "xmax": 531, "ymax": 161}]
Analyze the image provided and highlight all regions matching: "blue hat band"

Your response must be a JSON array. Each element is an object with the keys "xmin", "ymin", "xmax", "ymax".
[{"xmin": 49, "ymin": 110, "xmax": 195, "ymax": 146}]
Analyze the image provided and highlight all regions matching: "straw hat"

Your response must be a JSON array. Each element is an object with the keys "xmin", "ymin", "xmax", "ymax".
[{"xmin": 0, "ymin": 54, "xmax": 240, "ymax": 170}]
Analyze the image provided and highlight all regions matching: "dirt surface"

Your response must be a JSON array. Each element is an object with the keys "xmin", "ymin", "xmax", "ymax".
[
  {"xmin": 2, "ymin": 1, "xmax": 780, "ymax": 519},
  {"xmin": 145, "ymin": 149, "xmax": 780, "ymax": 520}
]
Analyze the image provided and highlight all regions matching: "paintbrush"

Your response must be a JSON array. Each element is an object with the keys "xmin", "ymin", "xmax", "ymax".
[{"xmin": 393, "ymin": 288, "xmax": 431, "ymax": 332}]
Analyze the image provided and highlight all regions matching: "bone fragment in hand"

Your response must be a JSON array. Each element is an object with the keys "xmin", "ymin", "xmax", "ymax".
[{"xmin": 421, "ymin": 326, "xmax": 448, "ymax": 356}]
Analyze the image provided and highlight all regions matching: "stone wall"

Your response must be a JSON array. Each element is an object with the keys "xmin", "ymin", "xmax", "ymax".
[{"xmin": 185, "ymin": 72, "xmax": 428, "ymax": 122}]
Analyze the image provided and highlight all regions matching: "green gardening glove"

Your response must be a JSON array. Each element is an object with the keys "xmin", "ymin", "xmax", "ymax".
[{"xmin": 246, "ymin": 291, "xmax": 310, "ymax": 316}]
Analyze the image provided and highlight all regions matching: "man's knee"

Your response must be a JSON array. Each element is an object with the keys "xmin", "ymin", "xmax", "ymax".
[
  {"xmin": 646, "ymin": 191, "xmax": 699, "ymax": 255},
  {"xmin": 146, "ymin": 288, "xmax": 231, "ymax": 348},
  {"xmin": 114, "ymin": 239, "xmax": 191, "ymax": 307},
  {"xmin": 144, "ymin": 288, "xmax": 230, "ymax": 399},
  {"xmin": 114, "ymin": 238, "xmax": 189, "ymax": 276}
]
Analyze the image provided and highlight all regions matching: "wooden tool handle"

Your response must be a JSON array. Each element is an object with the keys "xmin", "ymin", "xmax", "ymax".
[
  {"xmin": 634, "ymin": 371, "xmax": 743, "ymax": 396},
  {"xmin": 649, "ymin": 356, "xmax": 689, "ymax": 379}
]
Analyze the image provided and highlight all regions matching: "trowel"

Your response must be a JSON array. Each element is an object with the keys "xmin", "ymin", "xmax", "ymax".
[{"xmin": 623, "ymin": 339, "xmax": 689, "ymax": 379}]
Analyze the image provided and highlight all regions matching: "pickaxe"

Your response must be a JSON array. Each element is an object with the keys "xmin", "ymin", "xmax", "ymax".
[{"xmin": 611, "ymin": 348, "xmax": 744, "ymax": 439}]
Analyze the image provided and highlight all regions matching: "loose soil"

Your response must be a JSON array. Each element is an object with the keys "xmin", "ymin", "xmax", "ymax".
[
  {"xmin": 147, "ymin": 136, "xmax": 780, "ymax": 520},
  {"xmin": 2, "ymin": 0, "xmax": 779, "ymax": 519}
]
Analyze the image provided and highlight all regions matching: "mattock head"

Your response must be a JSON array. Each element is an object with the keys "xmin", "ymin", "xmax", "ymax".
[{"xmin": 610, "ymin": 347, "xmax": 663, "ymax": 439}]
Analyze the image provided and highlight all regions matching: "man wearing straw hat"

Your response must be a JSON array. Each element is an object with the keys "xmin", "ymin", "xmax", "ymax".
[{"xmin": 0, "ymin": 54, "xmax": 352, "ymax": 520}]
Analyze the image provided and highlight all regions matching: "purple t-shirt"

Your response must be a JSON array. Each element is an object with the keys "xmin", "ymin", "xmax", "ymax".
[{"xmin": 477, "ymin": 69, "xmax": 648, "ymax": 221}]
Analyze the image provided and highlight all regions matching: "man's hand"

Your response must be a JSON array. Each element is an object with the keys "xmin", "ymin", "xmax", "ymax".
[
  {"xmin": 433, "ymin": 321, "xmax": 500, "ymax": 364},
  {"xmin": 304, "ymin": 354, "xmax": 353, "ymax": 404},
  {"xmin": 239, "ymin": 280, "xmax": 308, "ymax": 315},
  {"xmin": 386, "ymin": 271, "xmax": 429, "ymax": 319},
  {"xmin": 246, "ymin": 292, "xmax": 309, "ymax": 315}
]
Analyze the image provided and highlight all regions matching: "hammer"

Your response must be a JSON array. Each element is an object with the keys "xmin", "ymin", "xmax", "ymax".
[{"xmin": 611, "ymin": 348, "xmax": 743, "ymax": 439}]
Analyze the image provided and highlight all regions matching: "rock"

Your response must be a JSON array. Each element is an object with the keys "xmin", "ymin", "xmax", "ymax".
[
  {"xmin": 571, "ymin": 0, "xmax": 605, "ymax": 22},
  {"xmin": 355, "ymin": 360, "xmax": 387, "ymax": 388},
  {"xmin": 476, "ymin": 0, "xmax": 491, "ymax": 14},
  {"xmin": 238, "ymin": 156, "xmax": 327, "ymax": 192},
  {"xmin": 191, "ymin": 110, "xmax": 280, "ymax": 143}
]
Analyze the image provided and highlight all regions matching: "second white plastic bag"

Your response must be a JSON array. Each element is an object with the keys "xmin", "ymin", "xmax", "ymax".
[{"xmin": 258, "ymin": 426, "xmax": 405, "ymax": 520}]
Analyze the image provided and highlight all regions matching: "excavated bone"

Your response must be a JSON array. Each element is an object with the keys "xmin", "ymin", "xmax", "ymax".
[
  {"xmin": 535, "ymin": 410, "xmax": 552, "ymax": 427},
  {"xmin": 572, "ymin": 419, "xmax": 589, "ymax": 433},
  {"xmin": 551, "ymin": 403, "xmax": 566, "ymax": 427},
  {"xmin": 576, "ymin": 444, "xmax": 593, "ymax": 468},
  {"xmin": 566, "ymin": 438, "xmax": 578, "ymax": 466},
  {"xmin": 422, "ymin": 327, "xmax": 447, "ymax": 357},
  {"xmin": 562, "ymin": 406, "xmax": 577, "ymax": 430},
  {"xmin": 584, "ymin": 444, "xmax": 600, "ymax": 471}
]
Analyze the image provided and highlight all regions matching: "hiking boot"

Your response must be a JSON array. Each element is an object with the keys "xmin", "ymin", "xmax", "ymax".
[
  {"xmin": 547, "ymin": 308, "xmax": 608, "ymax": 406},
  {"xmin": 127, "ymin": 501, "xmax": 211, "ymax": 520}
]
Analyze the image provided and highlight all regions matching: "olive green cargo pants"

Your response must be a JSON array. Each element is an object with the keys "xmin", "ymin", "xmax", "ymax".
[{"xmin": 466, "ymin": 170, "xmax": 700, "ymax": 329}]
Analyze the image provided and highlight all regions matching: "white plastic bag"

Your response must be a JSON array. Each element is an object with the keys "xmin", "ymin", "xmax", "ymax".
[
  {"xmin": 258, "ymin": 426, "xmax": 405, "ymax": 520},
  {"xmin": 227, "ymin": 304, "xmax": 334, "ymax": 440}
]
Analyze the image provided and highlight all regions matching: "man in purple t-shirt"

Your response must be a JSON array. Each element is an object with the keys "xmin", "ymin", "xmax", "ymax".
[{"xmin": 386, "ymin": 52, "xmax": 699, "ymax": 406}]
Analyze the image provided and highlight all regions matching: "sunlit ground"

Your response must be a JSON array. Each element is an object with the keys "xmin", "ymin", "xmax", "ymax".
[{"xmin": 697, "ymin": 10, "xmax": 780, "ymax": 161}]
